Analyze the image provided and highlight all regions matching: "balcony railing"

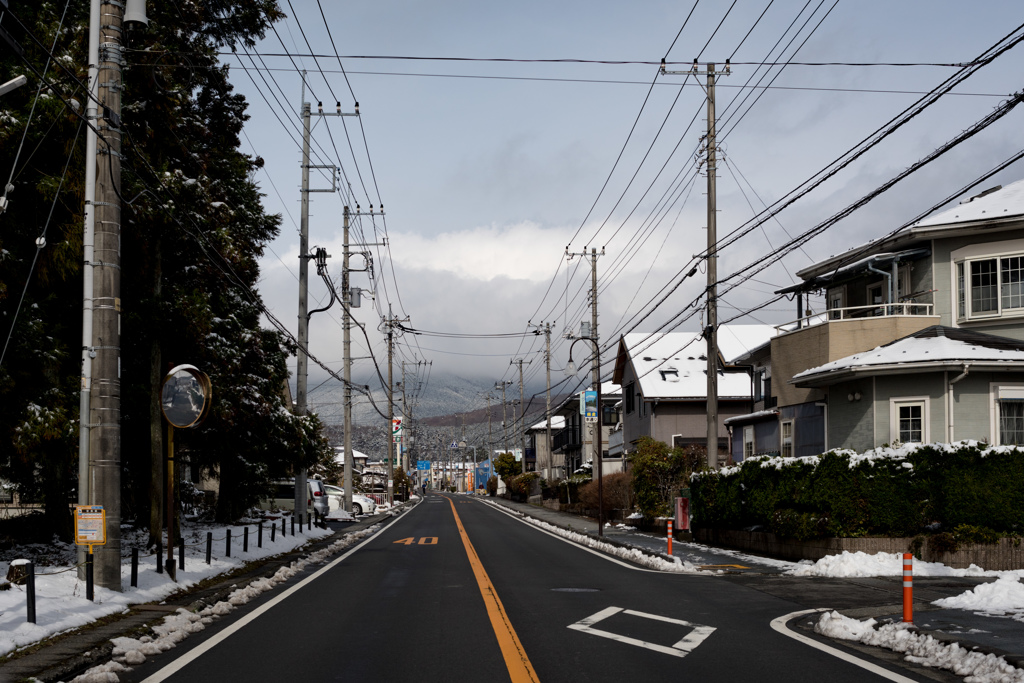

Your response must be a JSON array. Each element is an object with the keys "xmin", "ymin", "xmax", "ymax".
[{"xmin": 775, "ymin": 302, "xmax": 934, "ymax": 335}]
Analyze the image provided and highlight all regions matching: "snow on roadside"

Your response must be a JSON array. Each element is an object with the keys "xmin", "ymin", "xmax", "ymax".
[
  {"xmin": 934, "ymin": 576, "xmax": 1024, "ymax": 623},
  {"xmin": 788, "ymin": 551, "xmax": 1024, "ymax": 580},
  {"xmin": 484, "ymin": 502, "xmax": 703, "ymax": 573},
  {"xmin": 815, "ymin": 610, "xmax": 1024, "ymax": 683},
  {"xmin": 0, "ymin": 521, "xmax": 335, "ymax": 660},
  {"xmin": 66, "ymin": 524, "xmax": 382, "ymax": 683}
]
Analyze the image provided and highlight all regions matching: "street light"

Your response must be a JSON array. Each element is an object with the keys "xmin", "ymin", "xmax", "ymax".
[{"xmin": 565, "ymin": 337, "xmax": 605, "ymax": 538}]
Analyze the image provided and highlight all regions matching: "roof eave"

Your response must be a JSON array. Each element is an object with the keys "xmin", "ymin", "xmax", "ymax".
[{"xmin": 793, "ymin": 359, "xmax": 1024, "ymax": 387}]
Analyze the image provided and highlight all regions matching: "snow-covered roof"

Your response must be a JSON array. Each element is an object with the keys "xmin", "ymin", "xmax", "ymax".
[
  {"xmin": 618, "ymin": 325, "xmax": 775, "ymax": 400},
  {"xmin": 333, "ymin": 447, "xmax": 370, "ymax": 464},
  {"xmin": 723, "ymin": 409, "xmax": 779, "ymax": 426},
  {"xmin": 796, "ymin": 179, "xmax": 1024, "ymax": 280},
  {"xmin": 794, "ymin": 326, "xmax": 1024, "ymax": 385},
  {"xmin": 528, "ymin": 415, "xmax": 566, "ymax": 431}
]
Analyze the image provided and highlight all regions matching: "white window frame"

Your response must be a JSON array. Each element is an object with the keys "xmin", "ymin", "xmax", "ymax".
[
  {"xmin": 989, "ymin": 382, "xmax": 1024, "ymax": 446},
  {"xmin": 743, "ymin": 425, "xmax": 754, "ymax": 459},
  {"xmin": 889, "ymin": 397, "xmax": 930, "ymax": 444},
  {"xmin": 952, "ymin": 238, "xmax": 1024, "ymax": 323},
  {"xmin": 780, "ymin": 419, "xmax": 794, "ymax": 458}
]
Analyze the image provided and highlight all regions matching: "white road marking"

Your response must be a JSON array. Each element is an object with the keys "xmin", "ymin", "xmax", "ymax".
[
  {"xmin": 568, "ymin": 606, "xmax": 716, "ymax": 658},
  {"xmin": 140, "ymin": 505, "xmax": 417, "ymax": 683},
  {"xmin": 770, "ymin": 609, "xmax": 918, "ymax": 682}
]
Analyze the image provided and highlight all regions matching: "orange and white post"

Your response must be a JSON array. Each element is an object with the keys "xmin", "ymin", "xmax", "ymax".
[
  {"xmin": 667, "ymin": 519, "xmax": 674, "ymax": 555},
  {"xmin": 902, "ymin": 553, "xmax": 913, "ymax": 623}
]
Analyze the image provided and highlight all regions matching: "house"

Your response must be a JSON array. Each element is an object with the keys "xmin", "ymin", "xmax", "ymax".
[
  {"xmin": 731, "ymin": 179, "xmax": 1024, "ymax": 454},
  {"xmin": 526, "ymin": 415, "xmax": 565, "ymax": 480},
  {"xmin": 549, "ymin": 383, "xmax": 622, "ymax": 479},
  {"xmin": 612, "ymin": 325, "xmax": 776, "ymax": 460}
]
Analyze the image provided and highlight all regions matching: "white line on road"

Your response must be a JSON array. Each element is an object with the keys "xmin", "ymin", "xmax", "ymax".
[
  {"xmin": 140, "ymin": 507, "xmax": 417, "ymax": 683},
  {"xmin": 567, "ymin": 606, "xmax": 716, "ymax": 658},
  {"xmin": 770, "ymin": 609, "xmax": 918, "ymax": 683}
]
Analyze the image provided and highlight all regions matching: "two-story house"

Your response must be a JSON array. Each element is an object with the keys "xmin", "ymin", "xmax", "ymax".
[
  {"xmin": 612, "ymin": 325, "xmax": 775, "ymax": 459},
  {"xmin": 549, "ymin": 383, "xmax": 621, "ymax": 479},
  {"xmin": 729, "ymin": 180, "xmax": 1024, "ymax": 456}
]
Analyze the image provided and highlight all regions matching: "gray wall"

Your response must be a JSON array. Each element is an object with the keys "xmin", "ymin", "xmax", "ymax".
[{"xmin": 827, "ymin": 379, "xmax": 875, "ymax": 452}]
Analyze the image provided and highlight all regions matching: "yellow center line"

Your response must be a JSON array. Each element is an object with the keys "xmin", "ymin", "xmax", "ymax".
[{"xmin": 447, "ymin": 496, "xmax": 540, "ymax": 683}]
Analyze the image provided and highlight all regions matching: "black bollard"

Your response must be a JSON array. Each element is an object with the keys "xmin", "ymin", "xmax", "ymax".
[
  {"xmin": 206, "ymin": 532, "xmax": 212, "ymax": 564},
  {"xmin": 291, "ymin": 516, "xmax": 295, "ymax": 536},
  {"xmin": 299, "ymin": 514, "xmax": 303, "ymax": 533},
  {"xmin": 178, "ymin": 538, "xmax": 185, "ymax": 570},
  {"xmin": 131, "ymin": 548, "xmax": 139, "ymax": 587},
  {"xmin": 258, "ymin": 522, "xmax": 263, "ymax": 548},
  {"xmin": 282, "ymin": 517, "xmax": 286, "ymax": 537},
  {"xmin": 26, "ymin": 560, "xmax": 36, "ymax": 622},
  {"xmin": 226, "ymin": 529, "xmax": 232, "ymax": 558},
  {"xmin": 243, "ymin": 527, "xmax": 249, "ymax": 553},
  {"xmin": 271, "ymin": 522, "xmax": 276, "ymax": 542},
  {"xmin": 156, "ymin": 540, "xmax": 163, "ymax": 574}
]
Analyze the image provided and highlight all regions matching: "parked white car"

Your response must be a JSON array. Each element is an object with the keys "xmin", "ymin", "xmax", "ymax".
[
  {"xmin": 323, "ymin": 485, "xmax": 377, "ymax": 516},
  {"xmin": 260, "ymin": 479, "xmax": 330, "ymax": 519}
]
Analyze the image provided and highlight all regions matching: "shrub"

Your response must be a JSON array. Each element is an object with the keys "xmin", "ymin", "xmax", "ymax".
[
  {"xmin": 578, "ymin": 472, "xmax": 631, "ymax": 516},
  {"xmin": 486, "ymin": 475, "xmax": 498, "ymax": 497},
  {"xmin": 628, "ymin": 437, "xmax": 703, "ymax": 519},
  {"xmin": 507, "ymin": 472, "xmax": 539, "ymax": 499}
]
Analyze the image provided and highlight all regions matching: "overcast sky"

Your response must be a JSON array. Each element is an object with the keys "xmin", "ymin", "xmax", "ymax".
[{"xmin": 225, "ymin": 0, "xmax": 1024, "ymax": 402}]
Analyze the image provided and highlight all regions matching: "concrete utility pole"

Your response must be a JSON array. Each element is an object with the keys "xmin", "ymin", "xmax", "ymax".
[
  {"xmin": 495, "ymin": 381, "xmax": 512, "ymax": 452},
  {"xmin": 342, "ymin": 206, "xmax": 353, "ymax": 512},
  {"xmin": 511, "ymin": 359, "xmax": 530, "ymax": 474},
  {"xmin": 529, "ymin": 322, "xmax": 553, "ymax": 478},
  {"xmin": 89, "ymin": 0, "xmax": 126, "ymax": 588},
  {"xmin": 383, "ymin": 307, "xmax": 409, "ymax": 503},
  {"xmin": 661, "ymin": 59, "xmax": 729, "ymax": 470}
]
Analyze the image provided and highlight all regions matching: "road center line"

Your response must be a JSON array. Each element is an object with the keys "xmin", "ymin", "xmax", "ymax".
[
  {"xmin": 770, "ymin": 609, "xmax": 917, "ymax": 682},
  {"xmin": 447, "ymin": 497, "xmax": 540, "ymax": 683}
]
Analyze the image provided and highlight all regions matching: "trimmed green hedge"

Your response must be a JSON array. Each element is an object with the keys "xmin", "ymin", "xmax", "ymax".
[{"xmin": 691, "ymin": 443, "xmax": 1024, "ymax": 539}]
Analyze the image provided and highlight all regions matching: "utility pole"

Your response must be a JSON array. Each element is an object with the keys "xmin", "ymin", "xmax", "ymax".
[
  {"xmin": 511, "ymin": 359, "xmax": 530, "ymax": 474},
  {"xmin": 383, "ymin": 307, "xmax": 409, "ymax": 503},
  {"xmin": 88, "ymin": 0, "xmax": 127, "ymax": 588},
  {"xmin": 495, "ymin": 381, "xmax": 512, "ymax": 453},
  {"xmin": 661, "ymin": 59, "xmax": 729, "ymax": 469},
  {"xmin": 342, "ymin": 207, "xmax": 353, "ymax": 512},
  {"xmin": 529, "ymin": 322, "xmax": 554, "ymax": 478}
]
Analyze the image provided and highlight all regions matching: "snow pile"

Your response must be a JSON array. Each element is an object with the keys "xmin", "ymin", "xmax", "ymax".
[
  {"xmin": 815, "ymin": 611, "xmax": 1024, "ymax": 683},
  {"xmin": 788, "ymin": 551, "xmax": 1024, "ymax": 578},
  {"xmin": 485, "ymin": 502, "xmax": 701, "ymax": 573},
  {"xmin": 67, "ymin": 524, "xmax": 382, "ymax": 682},
  {"xmin": 934, "ymin": 576, "xmax": 1024, "ymax": 622}
]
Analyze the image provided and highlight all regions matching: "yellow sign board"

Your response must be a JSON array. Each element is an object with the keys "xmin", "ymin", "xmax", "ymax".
[{"xmin": 74, "ymin": 505, "xmax": 107, "ymax": 547}]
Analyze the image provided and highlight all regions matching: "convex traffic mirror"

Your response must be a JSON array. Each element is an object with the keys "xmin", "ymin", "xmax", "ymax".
[{"xmin": 160, "ymin": 364, "xmax": 212, "ymax": 428}]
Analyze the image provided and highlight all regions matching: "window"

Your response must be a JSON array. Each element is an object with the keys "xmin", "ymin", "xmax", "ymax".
[
  {"xmin": 889, "ymin": 398, "xmax": 929, "ymax": 444},
  {"xmin": 753, "ymin": 370, "xmax": 763, "ymax": 402},
  {"xmin": 624, "ymin": 382, "xmax": 635, "ymax": 414},
  {"xmin": 827, "ymin": 286, "xmax": 846, "ymax": 319},
  {"xmin": 780, "ymin": 420, "xmax": 793, "ymax": 457},
  {"xmin": 743, "ymin": 426, "xmax": 754, "ymax": 460},
  {"xmin": 955, "ymin": 248, "xmax": 1024, "ymax": 321},
  {"xmin": 992, "ymin": 384, "xmax": 1024, "ymax": 446}
]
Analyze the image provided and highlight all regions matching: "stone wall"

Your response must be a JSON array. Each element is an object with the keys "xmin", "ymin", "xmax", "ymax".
[{"xmin": 693, "ymin": 528, "xmax": 1024, "ymax": 571}]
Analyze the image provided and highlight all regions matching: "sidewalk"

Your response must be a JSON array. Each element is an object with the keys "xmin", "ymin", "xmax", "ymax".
[{"xmin": 0, "ymin": 509, "xmax": 400, "ymax": 683}]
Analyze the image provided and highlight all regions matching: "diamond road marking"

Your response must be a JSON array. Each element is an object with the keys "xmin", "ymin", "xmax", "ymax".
[{"xmin": 567, "ymin": 606, "xmax": 716, "ymax": 658}]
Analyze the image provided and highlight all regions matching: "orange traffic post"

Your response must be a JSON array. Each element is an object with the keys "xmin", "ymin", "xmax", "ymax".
[
  {"xmin": 667, "ymin": 519, "xmax": 674, "ymax": 556},
  {"xmin": 902, "ymin": 553, "xmax": 913, "ymax": 623}
]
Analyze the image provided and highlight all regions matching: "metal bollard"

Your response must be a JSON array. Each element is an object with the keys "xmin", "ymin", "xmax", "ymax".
[
  {"xmin": 667, "ymin": 519, "xmax": 674, "ymax": 556},
  {"xmin": 131, "ymin": 548, "xmax": 139, "ymax": 587},
  {"xmin": 903, "ymin": 553, "xmax": 914, "ymax": 623},
  {"xmin": 271, "ymin": 521, "xmax": 276, "ymax": 543},
  {"xmin": 86, "ymin": 552, "xmax": 94, "ymax": 601},
  {"xmin": 258, "ymin": 522, "xmax": 263, "ymax": 548},
  {"xmin": 244, "ymin": 526, "xmax": 249, "ymax": 553},
  {"xmin": 206, "ymin": 532, "xmax": 212, "ymax": 564},
  {"xmin": 226, "ymin": 528, "xmax": 232, "ymax": 558},
  {"xmin": 299, "ymin": 514, "xmax": 303, "ymax": 533},
  {"xmin": 282, "ymin": 517, "xmax": 286, "ymax": 538},
  {"xmin": 25, "ymin": 560, "xmax": 37, "ymax": 622},
  {"xmin": 291, "ymin": 516, "xmax": 295, "ymax": 536},
  {"xmin": 178, "ymin": 538, "xmax": 185, "ymax": 571},
  {"xmin": 156, "ymin": 540, "xmax": 163, "ymax": 574}
]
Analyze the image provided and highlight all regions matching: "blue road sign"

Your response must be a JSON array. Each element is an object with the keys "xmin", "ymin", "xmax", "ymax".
[{"xmin": 416, "ymin": 460, "xmax": 431, "ymax": 471}]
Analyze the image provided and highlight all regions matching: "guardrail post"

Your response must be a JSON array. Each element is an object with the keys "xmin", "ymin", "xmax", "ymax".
[
  {"xmin": 243, "ymin": 527, "xmax": 249, "ymax": 553},
  {"xmin": 206, "ymin": 532, "xmax": 212, "ymax": 564},
  {"xmin": 258, "ymin": 522, "xmax": 263, "ymax": 548},
  {"xmin": 156, "ymin": 540, "xmax": 163, "ymax": 574},
  {"xmin": 271, "ymin": 522, "xmax": 276, "ymax": 543},
  {"xmin": 282, "ymin": 517, "xmax": 286, "ymax": 538},
  {"xmin": 226, "ymin": 529, "xmax": 231, "ymax": 558},
  {"xmin": 903, "ymin": 553, "xmax": 913, "ymax": 623},
  {"xmin": 299, "ymin": 514, "xmax": 303, "ymax": 533},
  {"xmin": 291, "ymin": 516, "xmax": 295, "ymax": 536},
  {"xmin": 178, "ymin": 538, "xmax": 185, "ymax": 570},
  {"xmin": 131, "ymin": 548, "xmax": 139, "ymax": 587}
]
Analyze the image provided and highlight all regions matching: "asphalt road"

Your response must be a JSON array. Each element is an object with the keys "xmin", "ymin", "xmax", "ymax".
[{"xmin": 121, "ymin": 494, "xmax": 945, "ymax": 683}]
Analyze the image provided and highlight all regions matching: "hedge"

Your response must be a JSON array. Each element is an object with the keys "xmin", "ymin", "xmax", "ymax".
[{"xmin": 690, "ymin": 441, "xmax": 1024, "ymax": 539}]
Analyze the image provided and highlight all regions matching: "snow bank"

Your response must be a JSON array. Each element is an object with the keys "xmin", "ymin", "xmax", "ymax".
[
  {"xmin": 934, "ymin": 576, "xmax": 1024, "ymax": 622},
  {"xmin": 484, "ymin": 502, "xmax": 702, "ymax": 573},
  {"xmin": 787, "ymin": 551, "xmax": 1024, "ymax": 579},
  {"xmin": 815, "ymin": 611, "xmax": 1024, "ymax": 683}
]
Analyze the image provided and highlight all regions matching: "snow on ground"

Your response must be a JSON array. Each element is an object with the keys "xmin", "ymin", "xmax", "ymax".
[
  {"xmin": 815, "ymin": 610, "xmax": 1024, "ymax": 683},
  {"xmin": 934, "ymin": 576, "xmax": 1024, "ymax": 623},
  {"xmin": 485, "ymin": 502, "xmax": 703, "ymax": 573},
  {"xmin": 0, "ymin": 518, "xmax": 337, "ymax": 660},
  {"xmin": 787, "ymin": 551, "xmax": 1024, "ymax": 580}
]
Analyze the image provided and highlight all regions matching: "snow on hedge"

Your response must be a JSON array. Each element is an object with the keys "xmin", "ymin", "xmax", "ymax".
[
  {"xmin": 815, "ymin": 610, "xmax": 1024, "ymax": 683},
  {"xmin": 787, "ymin": 551, "xmax": 1024, "ymax": 579}
]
